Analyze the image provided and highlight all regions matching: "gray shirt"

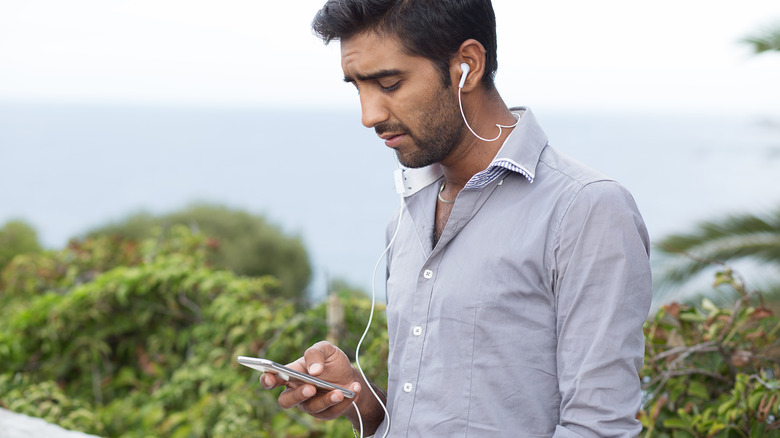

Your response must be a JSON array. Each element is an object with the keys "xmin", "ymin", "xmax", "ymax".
[{"xmin": 378, "ymin": 108, "xmax": 652, "ymax": 437}]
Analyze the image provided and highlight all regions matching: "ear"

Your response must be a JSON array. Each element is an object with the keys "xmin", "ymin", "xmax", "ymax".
[{"xmin": 450, "ymin": 39, "xmax": 486, "ymax": 92}]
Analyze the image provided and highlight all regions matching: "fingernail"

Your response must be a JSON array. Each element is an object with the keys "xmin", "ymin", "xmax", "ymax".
[
  {"xmin": 331, "ymin": 392, "xmax": 343, "ymax": 403},
  {"xmin": 309, "ymin": 363, "xmax": 323, "ymax": 374},
  {"xmin": 302, "ymin": 386, "xmax": 316, "ymax": 397}
]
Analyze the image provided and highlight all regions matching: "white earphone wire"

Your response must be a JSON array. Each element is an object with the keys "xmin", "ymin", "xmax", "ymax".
[
  {"xmin": 351, "ymin": 400, "xmax": 363, "ymax": 438},
  {"xmin": 352, "ymin": 156, "xmax": 404, "ymax": 438},
  {"xmin": 458, "ymin": 87, "xmax": 519, "ymax": 142}
]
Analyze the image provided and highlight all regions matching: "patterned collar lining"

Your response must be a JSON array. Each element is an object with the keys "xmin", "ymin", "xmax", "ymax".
[{"xmin": 464, "ymin": 158, "xmax": 535, "ymax": 190}]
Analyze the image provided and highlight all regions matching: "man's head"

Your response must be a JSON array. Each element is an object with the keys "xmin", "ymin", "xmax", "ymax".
[
  {"xmin": 339, "ymin": 31, "xmax": 467, "ymax": 168},
  {"xmin": 312, "ymin": 0, "xmax": 498, "ymax": 90}
]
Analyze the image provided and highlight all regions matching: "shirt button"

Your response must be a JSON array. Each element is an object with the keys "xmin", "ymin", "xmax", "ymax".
[
  {"xmin": 423, "ymin": 269, "xmax": 433, "ymax": 279},
  {"xmin": 412, "ymin": 326, "xmax": 423, "ymax": 336},
  {"xmin": 403, "ymin": 383, "xmax": 413, "ymax": 392}
]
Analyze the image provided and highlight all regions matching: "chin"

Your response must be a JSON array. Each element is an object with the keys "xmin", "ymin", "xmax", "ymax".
[{"xmin": 397, "ymin": 155, "xmax": 429, "ymax": 169}]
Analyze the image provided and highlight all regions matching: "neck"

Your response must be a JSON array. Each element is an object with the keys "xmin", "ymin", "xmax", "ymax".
[{"xmin": 440, "ymin": 89, "xmax": 515, "ymax": 189}]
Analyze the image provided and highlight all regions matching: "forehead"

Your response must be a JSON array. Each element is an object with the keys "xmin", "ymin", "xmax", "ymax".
[{"xmin": 340, "ymin": 31, "xmax": 423, "ymax": 78}]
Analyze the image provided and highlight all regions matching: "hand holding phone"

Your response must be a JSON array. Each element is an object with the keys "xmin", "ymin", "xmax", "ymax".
[{"xmin": 237, "ymin": 356, "xmax": 356, "ymax": 398}]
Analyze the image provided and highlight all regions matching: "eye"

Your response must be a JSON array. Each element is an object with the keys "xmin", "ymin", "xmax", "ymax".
[{"xmin": 380, "ymin": 81, "xmax": 400, "ymax": 92}]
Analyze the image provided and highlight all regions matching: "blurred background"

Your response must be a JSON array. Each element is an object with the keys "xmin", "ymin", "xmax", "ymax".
[
  {"xmin": 2, "ymin": 0, "xmax": 780, "ymax": 303},
  {"xmin": 3, "ymin": 1, "xmax": 780, "ymax": 436}
]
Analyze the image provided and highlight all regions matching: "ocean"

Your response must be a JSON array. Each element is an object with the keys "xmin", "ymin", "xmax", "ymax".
[{"xmin": 1, "ymin": 102, "xmax": 779, "ymax": 302}]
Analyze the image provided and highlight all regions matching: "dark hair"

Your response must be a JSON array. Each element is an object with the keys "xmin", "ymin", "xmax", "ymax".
[{"xmin": 312, "ymin": 0, "xmax": 497, "ymax": 89}]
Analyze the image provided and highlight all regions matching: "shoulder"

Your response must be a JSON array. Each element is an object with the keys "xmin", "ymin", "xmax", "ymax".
[
  {"xmin": 536, "ymin": 143, "xmax": 612, "ymax": 189},
  {"xmin": 533, "ymin": 144, "xmax": 648, "ymax": 243},
  {"xmin": 533, "ymin": 144, "xmax": 640, "ymax": 219}
]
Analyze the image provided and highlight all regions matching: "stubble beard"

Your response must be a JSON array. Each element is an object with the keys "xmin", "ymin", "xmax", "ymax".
[{"xmin": 377, "ymin": 87, "xmax": 466, "ymax": 169}]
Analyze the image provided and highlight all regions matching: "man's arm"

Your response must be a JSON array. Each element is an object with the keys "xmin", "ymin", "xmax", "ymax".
[
  {"xmin": 551, "ymin": 181, "xmax": 652, "ymax": 437},
  {"xmin": 260, "ymin": 341, "xmax": 386, "ymax": 434}
]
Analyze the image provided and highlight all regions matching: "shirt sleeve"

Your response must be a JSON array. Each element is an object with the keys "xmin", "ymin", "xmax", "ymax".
[{"xmin": 551, "ymin": 180, "xmax": 652, "ymax": 437}]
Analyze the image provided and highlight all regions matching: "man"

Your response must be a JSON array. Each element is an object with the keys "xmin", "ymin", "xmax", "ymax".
[{"xmin": 261, "ymin": 0, "xmax": 652, "ymax": 436}]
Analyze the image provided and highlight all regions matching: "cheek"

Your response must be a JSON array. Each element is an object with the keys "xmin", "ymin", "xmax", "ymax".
[{"xmin": 397, "ymin": 85, "xmax": 447, "ymax": 129}]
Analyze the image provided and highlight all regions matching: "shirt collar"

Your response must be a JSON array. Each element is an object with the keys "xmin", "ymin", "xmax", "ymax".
[
  {"xmin": 465, "ymin": 106, "xmax": 548, "ymax": 188},
  {"xmin": 397, "ymin": 106, "xmax": 548, "ymax": 197}
]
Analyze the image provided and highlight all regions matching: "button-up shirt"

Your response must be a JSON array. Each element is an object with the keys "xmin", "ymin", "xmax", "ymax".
[{"xmin": 378, "ymin": 107, "xmax": 652, "ymax": 437}]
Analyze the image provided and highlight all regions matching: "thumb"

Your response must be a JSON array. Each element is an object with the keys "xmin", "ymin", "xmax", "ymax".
[{"xmin": 304, "ymin": 341, "xmax": 340, "ymax": 376}]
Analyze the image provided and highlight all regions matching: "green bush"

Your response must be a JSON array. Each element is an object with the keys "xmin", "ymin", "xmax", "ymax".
[
  {"xmin": 1, "ymin": 234, "xmax": 144, "ymax": 300},
  {"xmin": 0, "ymin": 227, "xmax": 387, "ymax": 437},
  {"xmin": 6, "ymin": 222, "xmax": 779, "ymax": 436},
  {"xmin": 640, "ymin": 268, "xmax": 780, "ymax": 437},
  {"xmin": 0, "ymin": 219, "xmax": 42, "ymax": 272},
  {"xmin": 85, "ymin": 204, "xmax": 312, "ymax": 302}
]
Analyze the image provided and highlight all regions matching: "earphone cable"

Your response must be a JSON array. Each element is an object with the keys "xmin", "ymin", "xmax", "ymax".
[
  {"xmin": 458, "ymin": 87, "xmax": 518, "ymax": 142},
  {"xmin": 352, "ymin": 158, "xmax": 405, "ymax": 438},
  {"xmin": 351, "ymin": 400, "xmax": 363, "ymax": 438}
]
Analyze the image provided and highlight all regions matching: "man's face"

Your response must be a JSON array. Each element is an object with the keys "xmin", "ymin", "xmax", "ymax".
[{"xmin": 341, "ymin": 32, "xmax": 465, "ymax": 168}]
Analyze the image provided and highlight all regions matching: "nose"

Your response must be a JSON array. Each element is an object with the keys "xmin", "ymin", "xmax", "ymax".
[{"xmin": 359, "ymin": 91, "xmax": 389, "ymax": 128}]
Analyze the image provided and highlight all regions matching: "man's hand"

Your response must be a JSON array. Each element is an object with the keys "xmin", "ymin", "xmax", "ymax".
[{"xmin": 259, "ymin": 341, "xmax": 362, "ymax": 420}]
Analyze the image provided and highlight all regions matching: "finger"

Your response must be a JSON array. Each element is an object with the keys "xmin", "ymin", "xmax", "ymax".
[
  {"xmin": 301, "ymin": 389, "xmax": 344, "ymax": 414},
  {"xmin": 302, "ymin": 381, "xmax": 361, "ymax": 414},
  {"xmin": 260, "ymin": 372, "xmax": 302, "ymax": 390},
  {"xmin": 285, "ymin": 356, "xmax": 308, "ymax": 373},
  {"xmin": 259, "ymin": 372, "xmax": 280, "ymax": 389},
  {"xmin": 278, "ymin": 384, "xmax": 318, "ymax": 410},
  {"xmin": 299, "ymin": 383, "xmax": 361, "ymax": 420}
]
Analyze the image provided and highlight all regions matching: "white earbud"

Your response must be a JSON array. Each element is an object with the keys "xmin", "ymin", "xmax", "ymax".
[
  {"xmin": 458, "ymin": 62, "xmax": 470, "ymax": 89},
  {"xmin": 456, "ymin": 61, "xmax": 519, "ymax": 142}
]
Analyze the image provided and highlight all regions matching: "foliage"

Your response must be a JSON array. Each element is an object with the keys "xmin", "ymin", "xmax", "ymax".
[
  {"xmin": 1, "ymin": 234, "xmax": 144, "ymax": 301},
  {"xmin": 657, "ymin": 207, "xmax": 780, "ymax": 284},
  {"xmin": 640, "ymin": 267, "xmax": 780, "ymax": 437},
  {"xmin": 85, "ymin": 204, "xmax": 312, "ymax": 302},
  {"xmin": 6, "ymin": 223, "xmax": 780, "ymax": 437},
  {"xmin": 743, "ymin": 23, "xmax": 780, "ymax": 54},
  {"xmin": 0, "ymin": 227, "xmax": 387, "ymax": 437},
  {"xmin": 655, "ymin": 207, "xmax": 780, "ymax": 306},
  {"xmin": 0, "ymin": 219, "xmax": 42, "ymax": 272}
]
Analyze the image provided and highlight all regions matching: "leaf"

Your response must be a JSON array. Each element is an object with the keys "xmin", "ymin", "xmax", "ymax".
[
  {"xmin": 714, "ymin": 270, "xmax": 734, "ymax": 288},
  {"xmin": 688, "ymin": 381, "xmax": 709, "ymax": 399},
  {"xmin": 663, "ymin": 417, "xmax": 691, "ymax": 429},
  {"xmin": 702, "ymin": 298, "xmax": 719, "ymax": 314},
  {"xmin": 748, "ymin": 390, "xmax": 766, "ymax": 412},
  {"xmin": 679, "ymin": 312, "xmax": 706, "ymax": 323},
  {"xmin": 116, "ymin": 283, "xmax": 130, "ymax": 306}
]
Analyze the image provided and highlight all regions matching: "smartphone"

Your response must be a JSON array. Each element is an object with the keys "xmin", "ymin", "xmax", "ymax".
[{"xmin": 236, "ymin": 356, "xmax": 355, "ymax": 398}]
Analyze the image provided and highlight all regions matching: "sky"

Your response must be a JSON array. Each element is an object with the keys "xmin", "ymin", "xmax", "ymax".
[
  {"xmin": 1, "ymin": 0, "xmax": 779, "ymax": 300},
  {"xmin": 1, "ymin": 0, "xmax": 780, "ymax": 114}
]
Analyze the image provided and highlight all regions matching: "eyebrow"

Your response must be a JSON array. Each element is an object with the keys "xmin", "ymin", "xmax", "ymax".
[{"xmin": 343, "ymin": 69, "xmax": 403, "ymax": 84}]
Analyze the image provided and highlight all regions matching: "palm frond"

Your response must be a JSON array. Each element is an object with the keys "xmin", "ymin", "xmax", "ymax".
[
  {"xmin": 742, "ymin": 23, "xmax": 780, "ymax": 54},
  {"xmin": 657, "ymin": 207, "xmax": 780, "ymax": 283}
]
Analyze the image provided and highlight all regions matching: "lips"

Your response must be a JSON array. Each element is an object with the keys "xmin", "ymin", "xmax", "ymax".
[{"xmin": 381, "ymin": 133, "xmax": 405, "ymax": 148}]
